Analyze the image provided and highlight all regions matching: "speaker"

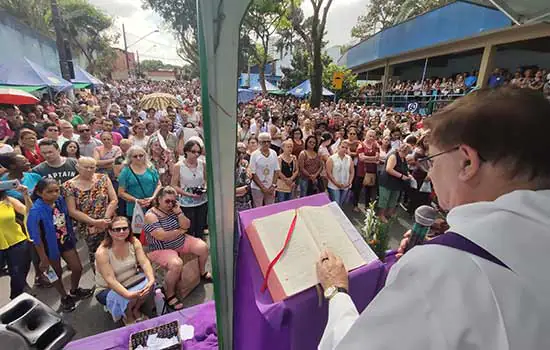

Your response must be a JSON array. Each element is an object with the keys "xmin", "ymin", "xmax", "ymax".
[{"xmin": 0, "ymin": 293, "xmax": 75, "ymax": 350}]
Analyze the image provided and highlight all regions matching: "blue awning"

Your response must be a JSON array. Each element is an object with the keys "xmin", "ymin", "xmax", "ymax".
[
  {"xmin": 287, "ymin": 80, "xmax": 334, "ymax": 98},
  {"xmin": 71, "ymin": 65, "xmax": 103, "ymax": 87},
  {"xmin": 343, "ymin": 1, "xmax": 512, "ymax": 70},
  {"xmin": 0, "ymin": 57, "xmax": 72, "ymax": 91}
]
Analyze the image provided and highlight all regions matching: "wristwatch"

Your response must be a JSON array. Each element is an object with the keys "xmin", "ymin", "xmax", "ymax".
[{"xmin": 323, "ymin": 286, "xmax": 348, "ymax": 300}]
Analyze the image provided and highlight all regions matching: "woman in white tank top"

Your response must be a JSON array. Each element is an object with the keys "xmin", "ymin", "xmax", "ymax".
[
  {"xmin": 171, "ymin": 139, "xmax": 208, "ymax": 239},
  {"xmin": 325, "ymin": 140, "xmax": 354, "ymax": 207}
]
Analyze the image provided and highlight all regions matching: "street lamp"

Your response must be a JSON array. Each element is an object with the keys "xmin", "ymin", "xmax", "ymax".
[{"xmin": 122, "ymin": 25, "xmax": 160, "ymax": 77}]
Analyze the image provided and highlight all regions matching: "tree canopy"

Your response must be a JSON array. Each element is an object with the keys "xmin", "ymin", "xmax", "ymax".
[
  {"xmin": 142, "ymin": 0, "xmax": 198, "ymax": 76},
  {"xmin": 351, "ymin": 0, "xmax": 453, "ymax": 40},
  {"xmin": 0, "ymin": 0, "xmax": 117, "ymax": 77}
]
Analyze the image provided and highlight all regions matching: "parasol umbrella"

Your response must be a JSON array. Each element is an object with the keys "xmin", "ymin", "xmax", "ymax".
[
  {"xmin": 139, "ymin": 92, "xmax": 181, "ymax": 111},
  {"xmin": 0, "ymin": 87, "xmax": 40, "ymax": 105}
]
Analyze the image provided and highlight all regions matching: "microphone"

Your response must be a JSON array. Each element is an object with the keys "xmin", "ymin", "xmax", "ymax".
[{"xmin": 405, "ymin": 205, "xmax": 438, "ymax": 252}]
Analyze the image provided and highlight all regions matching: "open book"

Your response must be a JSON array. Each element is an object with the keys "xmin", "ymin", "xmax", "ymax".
[{"xmin": 245, "ymin": 202, "xmax": 378, "ymax": 302}]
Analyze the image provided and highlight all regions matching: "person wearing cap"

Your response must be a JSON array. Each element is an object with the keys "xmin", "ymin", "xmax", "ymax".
[
  {"xmin": 317, "ymin": 88, "xmax": 550, "ymax": 350},
  {"xmin": 249, "ymin": 132, "xmax": 280, "ymax": 207}
]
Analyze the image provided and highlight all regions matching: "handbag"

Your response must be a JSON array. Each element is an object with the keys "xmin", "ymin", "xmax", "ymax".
[
  {"xmin": 122, "ymin": 273, "xmax": 146, "ymax": 289},
  {"xmin": 363, "ymin": 173, "xmax": 376, "ymax": 187}
]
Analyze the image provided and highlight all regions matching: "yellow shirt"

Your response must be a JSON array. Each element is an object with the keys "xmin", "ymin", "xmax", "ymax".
[{"xmin": 0, "ymin": 201, "xmax": 27, "ymax": 250}]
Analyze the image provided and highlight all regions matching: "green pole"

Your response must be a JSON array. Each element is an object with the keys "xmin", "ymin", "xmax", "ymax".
[{"xmin": 196, "ymin": 2, "xmax": 225, "ymax": 349}]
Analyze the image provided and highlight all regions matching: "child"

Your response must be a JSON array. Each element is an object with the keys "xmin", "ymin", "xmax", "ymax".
[{"xmin": 27, "ymin": 178, "xmax": 93, "ymax": 312}]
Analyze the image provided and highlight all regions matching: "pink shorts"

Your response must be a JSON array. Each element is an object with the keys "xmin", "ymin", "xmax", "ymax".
[{"xmin": 147, "ymin": 235, "xmax": 202, "ymax": 268}]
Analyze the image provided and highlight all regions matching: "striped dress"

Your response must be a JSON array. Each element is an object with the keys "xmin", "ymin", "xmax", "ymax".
[{"xmin": 143, "ymin": 210, "xmax": 186, "ymax": 251}]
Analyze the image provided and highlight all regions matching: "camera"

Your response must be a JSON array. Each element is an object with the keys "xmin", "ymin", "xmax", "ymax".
[{"xmin": 189, "ymin": 186, "xmax": 206, "ymax": 195}]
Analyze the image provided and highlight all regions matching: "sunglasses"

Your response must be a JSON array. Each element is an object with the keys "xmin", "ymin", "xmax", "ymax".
[
  {"xmin": 164, "ymin": 199, "xmax": 177, "ymax": 206},
  {"xmin": 132, "ymin": 154, "xmax": 145, "ymax": 159},
  {"xmin": 79, "ymin": 129, "xmax": 91, "ymax": 132},
  {"xmin": 111, "ymin": 226, "xmax": 129, "ymax": 232},
  {"xmin": 188, "ymin": 150, "xmax": 201, "ymax": 155}
]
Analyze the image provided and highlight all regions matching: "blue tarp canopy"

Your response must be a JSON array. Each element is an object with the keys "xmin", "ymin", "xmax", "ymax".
[
  {"xmin": 248, "ymin": 79, "xmax": 278, "ymax": 92},
  {"xmin": 0, "ymin": 57, "xmax": 72, "ymax": 91},
  {"xmin": 237, "ymin": 88, "xmax": 257, "ymax": 104},
  {"xmin": 71, "ymin": 65, "xmax": 103, "ymax": 87},
  {"xmin": 287, "ymin": 79, "xmax": 334, "ymax": 98}
]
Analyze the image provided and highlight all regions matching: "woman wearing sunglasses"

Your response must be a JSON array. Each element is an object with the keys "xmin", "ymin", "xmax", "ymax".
[
  {"xmin": 95, "ymin": 217, "xmax": 155, "ymax": 324},
  {"xmin": 171, "ymin": 139, "xmax": 208, "ymax": 239},
  {"xmin": 144, "ymin": 186, "xmax": 211, "ymax": 311},
  {"xmin": 118, "ymin": 146, "xmax": 161, "ymax": 223}
]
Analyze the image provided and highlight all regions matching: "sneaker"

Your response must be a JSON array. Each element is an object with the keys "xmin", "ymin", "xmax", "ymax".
[
  {"xmin": 69, "ymin": 287, "xmax": 94, "ymax": 300},
  {"xmin": 60, "ymin": 296, "xmax": 76, "ymax": 312}
]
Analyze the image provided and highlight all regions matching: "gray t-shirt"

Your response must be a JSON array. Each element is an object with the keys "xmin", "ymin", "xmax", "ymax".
[
  {"xmin": 78, "ymin": 138, "xmax": 103, "ymax": 158},
  {"xmin": 32, "ymin": 158, "xmax": 78, "ymax": 184}
]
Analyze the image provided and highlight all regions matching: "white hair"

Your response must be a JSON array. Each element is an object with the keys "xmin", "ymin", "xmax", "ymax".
[
  {"xmin": 124, "ymin": 145, "xmax": 153, "ymax": 168},
  {"xmin": 258, "ymin": 132, "xmax": 271, "ymax": 141}
]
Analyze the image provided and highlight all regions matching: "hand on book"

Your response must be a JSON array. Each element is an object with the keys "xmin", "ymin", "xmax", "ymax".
[{"xmin": 316, "ymin": 249, "xmax": 349, "ymax": 291}]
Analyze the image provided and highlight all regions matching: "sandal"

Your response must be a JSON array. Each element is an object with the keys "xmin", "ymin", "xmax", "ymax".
[
  {"xmin": 201, "ymin": 272, "xmax": 213, "ymax": 283},
  {"xmin": 165, "ymin": 294, "xmax": 184, "ymax": 311}
]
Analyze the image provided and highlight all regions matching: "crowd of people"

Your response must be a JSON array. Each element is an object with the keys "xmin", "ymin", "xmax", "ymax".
[
  {"xmin": 0, "ymin": 79, "xmax": 212, "ymax": 324},
  {"xmin": 236, "ymin": 96, "xmax": 433, "ymax": 223},
  {"xmin": 360, "ymin": 66, "xmax": 550, "ymax": 98}
]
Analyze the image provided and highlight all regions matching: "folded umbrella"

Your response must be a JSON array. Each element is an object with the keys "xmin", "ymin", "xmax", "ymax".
[
  {"xmin": 139, "ymin": 92, "xmax": 181, "ymax": 111},
  {"xmin": 0, "ymin": 88, "xmax": 40, "ymax": 105}
]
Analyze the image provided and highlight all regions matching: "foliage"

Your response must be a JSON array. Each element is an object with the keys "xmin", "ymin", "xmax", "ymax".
[
  {"xmin": 280, "ymin": 50, "xmax": 333, "ymax": 90},
  {"xmin": 361, "ymin": 201, "xmax": 392, "ymax": 260},
  {"xmin": 242, "ymin": 0, "xmax": 294, "ymax": 93},
  {"xmin": 351, "ymin": 0, "xmax": 453, "ymax": 40},
  {"xmin": 0, "ymin": 0, "xmax": 117, "ymax": 77},
  {"xmin": 303, "ymin": 0, "xmax": 335, "ymax": 107},
  {"xmin": 140, "ymin": 59, "xmax": 167, "ymax": 72},
  {"xmin": 142, "ymin": 0, "xmax": 198, "ymax": 75},
  {"xmin": 322, "ymin": 63, "xmax": 358, "ymax": 100}
]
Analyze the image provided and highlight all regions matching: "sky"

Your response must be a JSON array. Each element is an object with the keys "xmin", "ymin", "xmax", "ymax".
[{"xmin": 88, "ymin": 0, "xmax": 370, "ymax": 66}]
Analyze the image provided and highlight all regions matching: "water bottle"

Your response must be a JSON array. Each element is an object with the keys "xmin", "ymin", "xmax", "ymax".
[{"xmin": 154, "ymin": 288, "xmax": 165, "ymax": 316}]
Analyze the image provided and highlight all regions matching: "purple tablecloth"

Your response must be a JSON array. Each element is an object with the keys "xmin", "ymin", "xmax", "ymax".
[
  {"xmin": 234, "ymin": 194, "xmax": 387, "ymax": 350},
  {"xmin": 66, "ymin": 301, "xmax": 217, "ymax": 350}
]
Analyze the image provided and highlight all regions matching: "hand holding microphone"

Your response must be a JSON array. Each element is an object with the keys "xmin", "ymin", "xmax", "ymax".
[{"xmin": 397, "ymin": 205, "xmax": 438, "ymax": 259}]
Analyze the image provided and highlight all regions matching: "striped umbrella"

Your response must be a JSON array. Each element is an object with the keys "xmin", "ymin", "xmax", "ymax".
[
  {"xmin": 0, "ymin": 87, "xmax": 40, "ymax": 105},
  {"xmin": 139, "ymin": 92, "xmax": 181, "ymax": 111}
]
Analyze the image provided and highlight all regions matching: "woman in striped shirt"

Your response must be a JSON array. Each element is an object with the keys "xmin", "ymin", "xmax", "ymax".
[{"xmin": 144, "ymin": 186, "xmax": 211, "ymax": 310}]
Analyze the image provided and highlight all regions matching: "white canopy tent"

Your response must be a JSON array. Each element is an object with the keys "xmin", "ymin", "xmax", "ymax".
[{"xmin": 196, "ymin": 0, "xmax": 250, "ymax": 349}]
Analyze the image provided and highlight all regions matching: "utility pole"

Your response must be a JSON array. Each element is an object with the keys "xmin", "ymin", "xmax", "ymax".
[
  {"xmin": 122, "ymin": 23, "xmax": 130, "ymax": 78},
  {"xmin": 136, "ymin": 51, "xmax": 141, "ymax": 78},
  {"xmin": 50, "ymin": 0, "xmax": 73, "ymax": 81}
]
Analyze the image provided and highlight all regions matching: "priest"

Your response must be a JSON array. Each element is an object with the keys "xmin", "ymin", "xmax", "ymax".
[{"xmin": 317, "ymin": 87, "xmax": 550, "ymax": 349}]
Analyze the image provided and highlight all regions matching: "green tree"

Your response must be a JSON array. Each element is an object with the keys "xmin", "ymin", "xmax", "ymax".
[
  {"xmin": 140, "ymin": 59, "xmax": 166, "ymax": 72},
  {"xmin": 242, "ymin": 0, "xmax": 293, "ymax": 93},
  {"xmin": 322, "ymin": 63, "xmax": 358, "ymax": 100},
  {"xmin": 351, "ymin": 0, "xmax": 453, "ymax": 40},
  {"xmin": 142, "ymin": 0, "xmax": 199, "ymax": 76},
  {"xmin": 307, "ymin": 0, "xmax": 336, "ymax": 108},
  {"xmin": 280, "ymin": 50, "xmax": 311, "ymax": 90},
  {"xmin": 0, "ymin": 0, "xmax": 117, "ymax": 77}
]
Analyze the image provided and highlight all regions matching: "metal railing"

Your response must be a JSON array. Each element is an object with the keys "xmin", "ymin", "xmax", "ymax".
[{"xmin": 363, "ymin": 92, "xmax": 467, "ymax": 114}]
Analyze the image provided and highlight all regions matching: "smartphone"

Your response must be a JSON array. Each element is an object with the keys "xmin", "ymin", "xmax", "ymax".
[
  {"xmin": 0, "ymin": 180, "xmax": 19, "ymax": 191},
  {"xmin": 45, "ymin": 266, "xmax": 59, "ymax": 283}
]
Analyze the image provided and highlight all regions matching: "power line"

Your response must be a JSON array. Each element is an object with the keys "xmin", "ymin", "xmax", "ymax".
[{"xmin": 125, "ymin": 32, "xmax": 179, "ymax": 49}]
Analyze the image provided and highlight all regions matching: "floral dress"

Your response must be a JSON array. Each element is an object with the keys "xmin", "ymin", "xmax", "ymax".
[
  {"xmin": 235, "ymin": 164, "xmax": 252, "ymax": 211},
  {"xmin": 64, "ymin": 173, "xmax": 111, "ymax": 268}
]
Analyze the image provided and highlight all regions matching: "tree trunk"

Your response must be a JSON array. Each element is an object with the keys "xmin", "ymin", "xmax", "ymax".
[
  {"xmin": 310, "ymin": 15, "xmax": 322, "ymax": 108},
  {"xmin": 259, "ymin": 65, "xmax": 267, "ymax": 94}
]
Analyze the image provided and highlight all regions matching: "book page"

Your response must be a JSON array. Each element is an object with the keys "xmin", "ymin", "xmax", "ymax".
[
  {"xmin": 252, "ymin": 209, "xmax": 320, "ymax": 297},
  {"xmin": 299, "ymin": 204, "xmax": 367, "ymax": 271},
  {"xmin": 324, "ymin": 202, "xmax": 379, "ymax": 264}
]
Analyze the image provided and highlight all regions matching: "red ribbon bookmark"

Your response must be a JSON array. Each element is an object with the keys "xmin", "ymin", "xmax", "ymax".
[{"xmin": 261, "ymin": 210, "xmax": 298, "ymax": 293}]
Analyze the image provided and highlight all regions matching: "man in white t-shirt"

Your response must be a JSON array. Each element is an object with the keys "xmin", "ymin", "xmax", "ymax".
[{"xmin": 249, "ymin": 132, "xmax": 280, "ymax": 207}]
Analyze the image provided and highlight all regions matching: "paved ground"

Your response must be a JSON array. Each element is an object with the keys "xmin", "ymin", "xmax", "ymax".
[{"xmin": 0, "ymin": 203, "xmax": 412, "ymax": 341}]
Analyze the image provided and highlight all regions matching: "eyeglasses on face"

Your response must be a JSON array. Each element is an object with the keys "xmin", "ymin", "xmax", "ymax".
[
  {"xmin": 111, "ymin": 226, "xmax": 129, "ymax": 232},
  {"xmin": 259, "ymin": 140, "xmax": 271, "ymax": 144},
  {"xmin": 418, "ymin": 146, "xmax": 460, "ymax": 169},
  {"xmin": 164, "ymin": 199, "xmax": 177, "ymax": 206},
  {"xmin": 132, "ymin": 154, "xmax": 145, "ymax": 159},
  {"xmin": 188, "ymin": 150, "xmax": 201, "ymax": 155},
  {"xmin": 79, "ymin": 129, "xmax": 91, "ymax": 132}
]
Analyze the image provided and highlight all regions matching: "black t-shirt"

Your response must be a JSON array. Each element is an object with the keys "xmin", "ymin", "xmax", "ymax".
[{"xmin": 32, "ymin": 158, "xmax": 78, "ymax": 184}]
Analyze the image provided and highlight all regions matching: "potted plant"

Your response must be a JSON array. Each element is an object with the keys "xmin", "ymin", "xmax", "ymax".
[{"xmin": 361, "ymin": 201, "xmax": 393, "ymax": 261}]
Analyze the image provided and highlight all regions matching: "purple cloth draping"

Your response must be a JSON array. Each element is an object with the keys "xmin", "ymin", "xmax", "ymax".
[
  {"xmin": 234, "ymin": 194, "xmax": 387, "ymax": 350},
  {"xmin": 66, "ymin": 300, "xmax": 217, "ymax": 350}
]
